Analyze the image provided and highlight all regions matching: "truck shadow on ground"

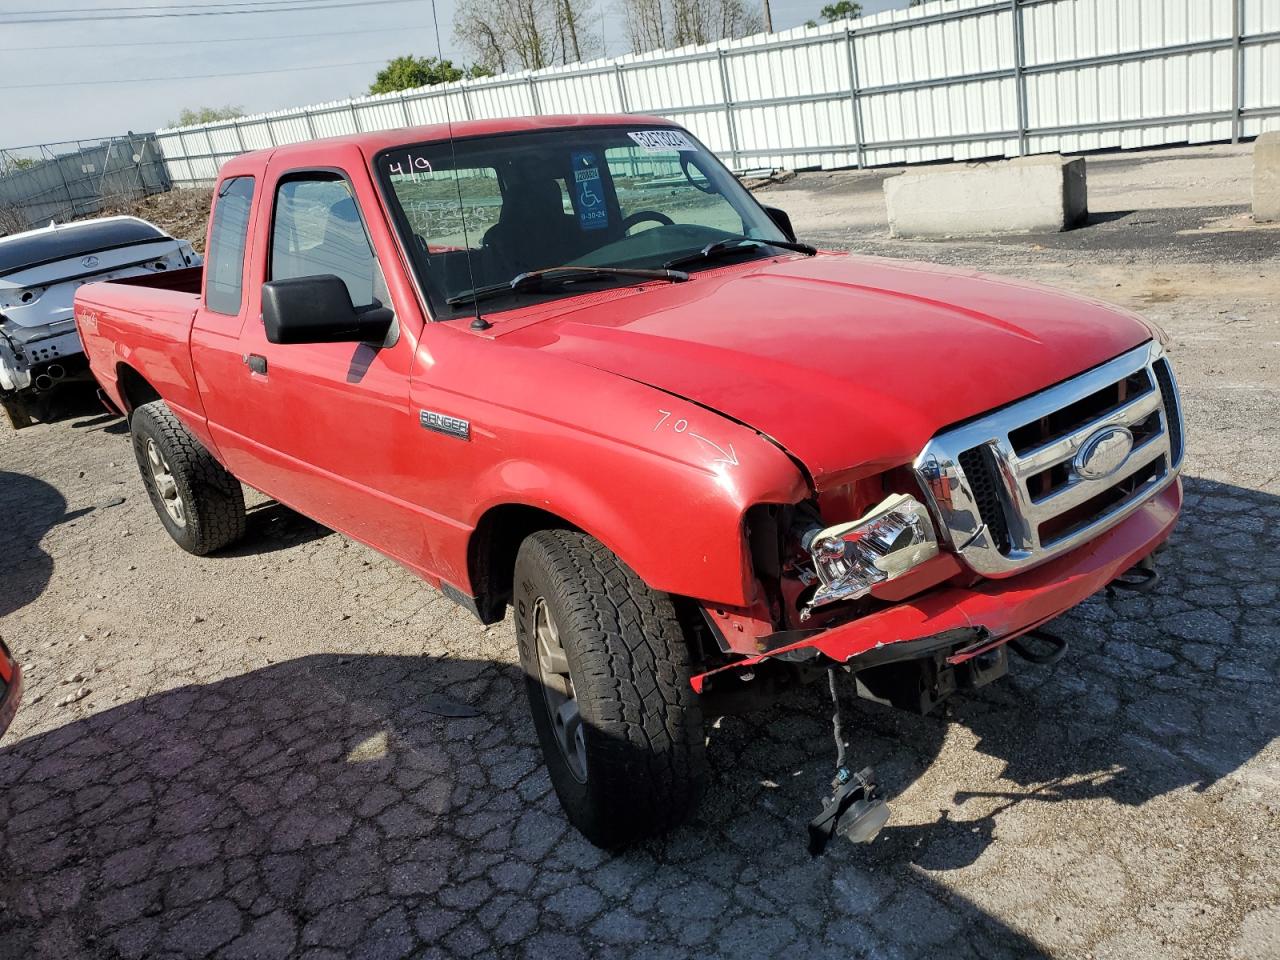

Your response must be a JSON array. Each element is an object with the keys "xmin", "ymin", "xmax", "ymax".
[
  {"xmin": 220, "ymin": 501, "xmax": 336, "ymax": 557},
  {"xmin": 0, "ymin": 476, "xmax": 1274, "ymax": 958},
  {"xmin": 0, "ymin": 650, "xmax": 1058, "ymax": 960},
  {"xmin": 15, "ymin": 382, "xmax": 128, "ymax": 436},
  {"xmin": 0, "ymin": 470, "xmax": 94, "ymax": 619}
]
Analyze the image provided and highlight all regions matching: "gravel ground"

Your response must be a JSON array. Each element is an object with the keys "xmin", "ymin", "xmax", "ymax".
[{"xmin": 2, "ymin": 144, "xmax": 1278, "ymax": 960}]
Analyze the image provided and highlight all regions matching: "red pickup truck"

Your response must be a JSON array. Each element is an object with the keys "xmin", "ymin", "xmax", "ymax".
[{"xmin": 75, "ymin": 115, "xmax": 1184, "ymax": 850}]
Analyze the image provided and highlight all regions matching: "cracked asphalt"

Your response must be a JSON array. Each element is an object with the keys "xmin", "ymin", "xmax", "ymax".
[{"xmin": 1, "ymin": 146, "xmax": 1278, "ymax": 959}]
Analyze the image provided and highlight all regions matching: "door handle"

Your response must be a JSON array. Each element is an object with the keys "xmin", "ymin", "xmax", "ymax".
[{"xmin": 244, "ymin": 353, "xmax": 267, "ymax": 375}]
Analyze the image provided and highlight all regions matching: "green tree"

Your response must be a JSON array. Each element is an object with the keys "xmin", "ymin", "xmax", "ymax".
[
  {"xmin": 368, "ymin": 55, "xmax": 490, "ymax": 94},
  {"xmin": 170, "ymin": 105, "xmax": 245, "ymax": 127},
  {"xmin": 818, "ymin": 0, "xmax": 861, "ymax": 22}
]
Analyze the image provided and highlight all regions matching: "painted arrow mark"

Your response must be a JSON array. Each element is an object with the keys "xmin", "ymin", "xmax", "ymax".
[
  {"xmin": 689, "ymin": 432, "xmax": 739, "ymax": 467},
  {"xmin": 654, "ymin": 410, "xmax": 740, "ymax": 467}
]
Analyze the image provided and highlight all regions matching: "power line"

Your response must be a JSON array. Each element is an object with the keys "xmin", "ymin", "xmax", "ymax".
[
  {"xmin": 9, "ymin": 22, "xmax": 431, "ymax": 52},
  {"xmin": 7, "ymin": 0, "xmax": 348, "ymax": 13},
  {"xmin": 3, "ymin": 57, "xmax": 391, "ymax": 89},
  {"xmin": 0, "ymin": 0, "xmax": 417, "ymax": 25}
]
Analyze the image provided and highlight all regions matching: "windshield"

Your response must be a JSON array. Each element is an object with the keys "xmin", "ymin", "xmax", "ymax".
[{"xmin": 375, "ymin": 124, "xmax": 790, "ymax": 319}]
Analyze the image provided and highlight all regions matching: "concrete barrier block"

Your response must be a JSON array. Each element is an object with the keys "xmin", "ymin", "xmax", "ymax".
[
  {"xmin": 884, "ymin": 155, "xmax": 1089, "ymax": 238},
  {"xmin": 1253, "ymin": 131, "xmax": 1280, "ymax": 223}
]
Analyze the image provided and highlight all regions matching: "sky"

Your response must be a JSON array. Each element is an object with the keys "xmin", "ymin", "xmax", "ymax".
[{"xmin": 0, "ymin": 0, "xmax": 910, "ymax": 148}]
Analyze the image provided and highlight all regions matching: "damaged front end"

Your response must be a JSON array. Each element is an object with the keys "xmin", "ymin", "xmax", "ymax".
[
  {"xmin": 693, "ymin": 344, "xmax": 1186, "ymax": 851},
  {"xmin": 798, "ymin": 492, "xmax": 939, "ymax": 622}
]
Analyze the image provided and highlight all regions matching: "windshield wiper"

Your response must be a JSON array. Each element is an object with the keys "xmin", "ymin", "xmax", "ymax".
[
  {"xmin": 662, "ymin": 236, "xmax": 817, "ymax": 271},
  {"xmin": 446, "ymin": 265, "xmax": 689, "ymax": 307}
]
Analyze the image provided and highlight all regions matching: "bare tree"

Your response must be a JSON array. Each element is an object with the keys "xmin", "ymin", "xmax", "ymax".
[
  {"xmin": 624, "ymin": 0, "xmax": 668, "ymax": 52},
  {"xmin": 455, "ymin": 0, "xmax": 600, "ymax": 73},
  {"xmin": 623, "ymin": 0, "xmax": 762, "ymax": 54},
  {"xmin": 0, "ymin": 203, "xmax": 27, "ymax": 238}
]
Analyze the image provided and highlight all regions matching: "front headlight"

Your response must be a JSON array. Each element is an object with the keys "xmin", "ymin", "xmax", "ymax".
[{"xmin": 800, "ymin": 493, "xmax": 938, "ymax": 621}]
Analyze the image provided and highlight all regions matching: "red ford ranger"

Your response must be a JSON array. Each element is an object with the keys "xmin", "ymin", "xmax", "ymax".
[{"xmin": 75, "ymin": 116, "xmax": 1184, "ymax": 850}]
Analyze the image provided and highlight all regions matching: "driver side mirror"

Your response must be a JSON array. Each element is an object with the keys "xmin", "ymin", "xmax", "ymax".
[
  {"xmin": 762, "ymin": 206, "xmax": 797, "ymax": 243},
  {"xmin": 262, "ymin": 275, "xmax": 393, "ymax": 345}
]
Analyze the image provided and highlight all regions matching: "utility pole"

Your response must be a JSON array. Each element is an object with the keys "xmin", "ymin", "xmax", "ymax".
[{"xmin": 762, "ymin": 0, "xmax": 773, "ymax": 32}]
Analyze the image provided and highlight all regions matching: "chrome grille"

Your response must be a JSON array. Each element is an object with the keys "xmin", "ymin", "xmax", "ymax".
[{"xmin": 913, "ymin": 342, "xmax": 1184, "ymax": 578}]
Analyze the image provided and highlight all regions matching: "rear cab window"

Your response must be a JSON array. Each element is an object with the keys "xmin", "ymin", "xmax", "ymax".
[{"xmin": 205, "ymin": 176, "xmax": 255, "ymax": 315}]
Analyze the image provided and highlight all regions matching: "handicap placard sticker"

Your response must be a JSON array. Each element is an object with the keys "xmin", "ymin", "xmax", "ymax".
[{"xmin": 571, "ymin": 151, "xmax": 609, "ymax": 231}]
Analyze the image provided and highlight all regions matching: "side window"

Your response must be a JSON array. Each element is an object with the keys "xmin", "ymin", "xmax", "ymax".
[
  {"xmin": 270, "ymin": 175, "xmax": 380, "ymax": 309},
  {"xmin": 205, "ymin": 176, "xmax": 254, "ymax": 315},
  {"xmin": 604, "ymin": 146, "xmax": 742, "ymax": 234}
]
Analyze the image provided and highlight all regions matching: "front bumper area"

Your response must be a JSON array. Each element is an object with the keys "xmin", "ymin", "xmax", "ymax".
[
  {"xmin": 692, "ymin": 478, "xmax": 1181, "ymax": 692},
  {"xmin": 0, "ymin": 638, "xmax": 23, "ymax": 740}
]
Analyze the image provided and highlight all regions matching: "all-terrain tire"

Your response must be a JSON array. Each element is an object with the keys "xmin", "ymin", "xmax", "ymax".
[
  {"xmin": 514, "ymin": 530, "xmax": 708, "ymax": 848},
  {"xmin": 1, "ymin": 398, "xmax": 32, "ymax": 430},
  {"xmin": 130, "ymin": 400, "xmax": 246, "ymax": 555}
]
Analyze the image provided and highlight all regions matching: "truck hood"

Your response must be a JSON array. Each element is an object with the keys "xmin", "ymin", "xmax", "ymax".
[{"xmin": 506, "ymin": 254, "xmax": 1153, "ymax": 486}]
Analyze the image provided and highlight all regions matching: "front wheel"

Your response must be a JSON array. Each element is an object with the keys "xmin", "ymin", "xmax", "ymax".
[
  {"xmin": 514, "ymin": 530, "xmax": 708, "ymax": 848},
  {"xmin": 130, "ymin": 400, "xmax": 246, "ymax": 555}
]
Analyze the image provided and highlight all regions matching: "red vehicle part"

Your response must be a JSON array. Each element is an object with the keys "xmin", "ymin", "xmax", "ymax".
[
  {"xmin": 692, "ymin": 479, "xmax": 1181, "ymax": 692},
  {"xmin": 0, "ymin": 639, "xmax": 23, "ymax": 740}
]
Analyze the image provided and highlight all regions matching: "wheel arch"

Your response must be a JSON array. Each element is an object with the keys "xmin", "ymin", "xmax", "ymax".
[
  {"xmin": 114, "ymin": 362, "xmax": 161, "ymax": 415},
  {"xmin": 466, "ymin": 502, "xmax": 578, "ymax": 624},
  {"xmin": 464, "ymin": 501, "xmax": 718, "ymax": 665}
]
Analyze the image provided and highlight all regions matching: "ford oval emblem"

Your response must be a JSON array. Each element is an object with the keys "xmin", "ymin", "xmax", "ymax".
[
  {"xmin": 82, "ymin": 255, "xmax": 100, "ymax": 268},
  {"xmin": 1075, "ymin": 426, "xmax": 1134, "ymax": 481}
]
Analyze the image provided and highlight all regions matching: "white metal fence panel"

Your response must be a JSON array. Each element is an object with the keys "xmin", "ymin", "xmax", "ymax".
[{"xmin": 154, "ymin": 0, "xmax": 1280, "ymax": 186}]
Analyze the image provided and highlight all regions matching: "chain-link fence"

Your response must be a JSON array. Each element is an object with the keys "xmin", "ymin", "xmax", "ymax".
[{"xmin": 0, "ymin": 133, "xmax": 171, "ymax": 237}]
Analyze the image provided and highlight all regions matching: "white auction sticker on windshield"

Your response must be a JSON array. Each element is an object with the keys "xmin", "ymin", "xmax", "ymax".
[{"xmin": 627, "ymin": 129, "xmax": 697, "ymax": 152}]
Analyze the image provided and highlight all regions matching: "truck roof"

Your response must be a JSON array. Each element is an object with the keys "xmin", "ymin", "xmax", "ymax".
[{"xmin": 219, "ymin": 114, "xmax": 678, "ymax": 173}]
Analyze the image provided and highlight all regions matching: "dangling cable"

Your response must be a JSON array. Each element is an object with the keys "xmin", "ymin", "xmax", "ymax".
[{"xmin": 827, "ymin": 667, "xmax": 847, "ymax": 773}]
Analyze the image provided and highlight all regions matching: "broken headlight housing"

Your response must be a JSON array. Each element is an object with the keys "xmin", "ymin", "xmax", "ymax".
[{"xmin": 800, "ymin": 493, "xmax": 939, "ymax": 621}]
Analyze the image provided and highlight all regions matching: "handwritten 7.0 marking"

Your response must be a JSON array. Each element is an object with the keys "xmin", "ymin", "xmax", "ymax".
[{"xmin": 653, "ymin": 410, "xmax": 739, "ymax": 467}]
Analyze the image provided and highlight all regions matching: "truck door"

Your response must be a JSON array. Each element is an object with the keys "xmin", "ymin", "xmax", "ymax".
[
  {"xmin": 224, "ymin": 155, "xmax": 438, "ymax": 576},
  {"xmin": 191, "ymin": 173, "xmax": 262, "ymax": 468}
]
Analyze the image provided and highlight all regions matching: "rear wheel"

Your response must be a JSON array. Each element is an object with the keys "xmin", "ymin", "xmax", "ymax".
[
  {"xmin": 1, "ymin": 397, "xmax": 32, "ymax": 430},
  {"xmin": 130, "ymin": 400, "xmax": 246, "ymax": 555},
  {"xmin": 514, "ymin": 530, "xmax": 708, "ymax": 848}
]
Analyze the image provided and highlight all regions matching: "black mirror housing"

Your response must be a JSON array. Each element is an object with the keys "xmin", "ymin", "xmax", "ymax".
[
  {"xmin": 262, "ymin": 275, "xmax": 393, "ymax": 345},
  {"xmin": 763, "ymin": 206, "xmax": 797, "ymax": 243}
]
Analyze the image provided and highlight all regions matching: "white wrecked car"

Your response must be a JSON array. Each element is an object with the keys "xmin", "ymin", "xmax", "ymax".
[{"xmin": 0, "ymin": 216, "xmax": 201, "ymax": 429}]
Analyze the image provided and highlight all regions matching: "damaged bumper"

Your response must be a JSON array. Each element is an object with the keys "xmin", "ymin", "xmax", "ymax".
[
  {"xmin": 1, "ymin": 318, "xmax": 86, "ymax": 395},
  {"xmin": 693, "ymin": 478, "xmax": 1181, "ymax": 693}
]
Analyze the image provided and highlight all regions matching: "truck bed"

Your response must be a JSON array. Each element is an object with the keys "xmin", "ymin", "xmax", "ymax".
[{"xmin": 75, "ymin": 266, "xmax": 209, "ymax": 436}]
